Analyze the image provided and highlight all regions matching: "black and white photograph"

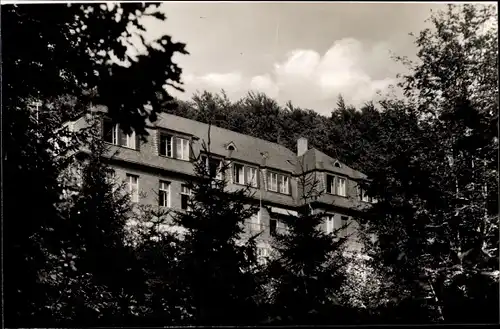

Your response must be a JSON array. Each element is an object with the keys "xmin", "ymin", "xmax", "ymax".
[{"xmin": 2, "ymin": 1, "xmax": 499, "ymax": 327}]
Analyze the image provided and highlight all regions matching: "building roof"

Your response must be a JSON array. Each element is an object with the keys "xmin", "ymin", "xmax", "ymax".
[
  {"xmin": 153, "ymin": 113, "xmax": 298, "ymax": 173},
  {"xmin": 298, "ymin": 148, "xmax": 367, "ymax": 179},
  {"xmin": 83, "ymin": 107, "xmax": 368, "ymax": 180}
]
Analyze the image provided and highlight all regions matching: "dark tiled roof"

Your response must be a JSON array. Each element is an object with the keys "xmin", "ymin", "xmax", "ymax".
[
  {"xmin": 154, "ymin": 113, "xmax": 297, "ymax": 173},
  {"xmin": 298, "ymin": 148, "xmax": 367, "ymax": 179},
  {"xmin": 82, "ymin": 108, "xmax": 367, "ymax": 180}
]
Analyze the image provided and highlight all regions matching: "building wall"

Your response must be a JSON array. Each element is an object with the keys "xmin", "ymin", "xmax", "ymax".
[{"xmin": 72, "ymin": 114, "xmax": 371, "ymax": 247}]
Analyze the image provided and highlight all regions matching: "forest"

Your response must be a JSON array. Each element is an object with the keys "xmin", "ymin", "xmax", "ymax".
[{"xmin": 3, "ymin": 3, "xmax": 498, "ymax": 327}]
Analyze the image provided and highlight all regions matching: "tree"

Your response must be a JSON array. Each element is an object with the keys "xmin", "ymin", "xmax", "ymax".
[
  {"xmin": 43, "ymin": 124, "xmax": 145, "ymax": 326},
  {"xmin": 127, "ymin": 188, "xmax": 191, "ymax": 325},
  {"xmin": 3, "ymin": 98, "xmax": 88, "ymax": 326},
  {"xmin": 3, "ymin": 3, "xmax": 188, "ymax": 135},
  {"xmin": 397, "ymin": 4, "xmax": 498, "ymax": 323},
  {"xmin": 3, "ymin": 4, "xmax": 187, "ymax": 326},
  {"xmin": 359, "ymin": 4, "xmax": 499, "ymax": 323},
  {"xmin": 171, "ymin": 126, "xmax": 264, "ymax": 325},
  {"xmin": 265, "ymin": 161, "xmax": 350, "ymax": 325}
]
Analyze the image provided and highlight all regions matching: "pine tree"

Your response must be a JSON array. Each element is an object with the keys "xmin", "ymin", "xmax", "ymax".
[
  {"xmin": 266, "ymin": 161, "xmax": 350, "ymax": 325},
  {"xmin": 130, "ymin": 192, "xmax": 190, "ymax": 325},
  {"xmin": 46, "ymin": 124, "xmax": 145, "ymax": 326},
  {"xmin": 171, "ymin": 125, "xmax": 264, "ymax": 325},
  {"xmin": 4, "ymin": 4, "xmax": 187, "ymax": 326}
]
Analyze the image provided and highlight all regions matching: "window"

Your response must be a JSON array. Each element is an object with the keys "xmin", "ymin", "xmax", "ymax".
[
  {"xmin": 267, "ymin": 172, "xmax": 278, "ymax": 192},
  {"xmin": 103, "ymin": 119, "xmax": 137, "ymax": 149},
  {"xmin": 159, "ymin": 181, "xmax": 170, "ymax": 207},
  {"xmin": 127, "ymin": 174, "xmax": 139, "ymax": 203},
  {"xmin": 267, "ymin": 171, "xmax": 290, "ymax": 194},
  {"xmin": 250, "ymin": 211, "xmax": 261, "ymax": 232},
  {"xmin": 336, "ymin": 176, "xmax": 346, "ymax": 196},
  {"xmin": 159, "ymin": 134, "xmax": 190, "ymax": 160},
  {"xmin": 159, "ymin": 133, "xmax": 174, "ymax": 157},
  {"xmin": 103, "ymin": 119, "xmax": 117, "ymax": 144},
  {"xmin": 326, "ymin": 174, "xmax": 346, "ymax": 197},
  {"xmin": 279, "ymin": 175, "xmax": 289, "ymax": 194},
  {"xmin": 126, "ymin": 132, "xmax": 136, "ymax": 149},
  {"xmin": 210, "ymin": 158, "xmax": 223, "ymax": 180},
  {"xmin": 271, "ymin": 219, "xmax": 288, "ymax": 235},
  {"xmin": 176, "ymin": 137, "xmax": 190, "ymax": 160},
  {"xmin": 257, "ymin": 247, "xmax": 269, "ymax": 265},
  {"xmin": 202, "ymin": 156, "xmax": 223, "ymax": 180},
  {"xmin": 326, "ymin": 215, "xmax": 335, "ymax": 234},
  {"xmin": 358, "ymin": 186, "xmax": 374, "ymax": 203},
  {"xmin": 234, "ymin": 163, "xmax": 245, "ymax": 184},
  {"xmin": 180, "ymin": 184, "xmax": 191, "ymax": 210},
  {"xmin": 234, "ymin": 164, "xmax": 258, "ymax": 187},
  {"xmin": 362, "ymin": 190, "xmax": 371, "ymax": 203},
  {"xmin": 246, "ymin": 166, "xmax": 258, "ymax": 187}
]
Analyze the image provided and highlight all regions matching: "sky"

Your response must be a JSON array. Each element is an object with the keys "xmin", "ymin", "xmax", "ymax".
[{"xmin": 139, "ymin": 2, "xmax": 452, "ymax": 115}]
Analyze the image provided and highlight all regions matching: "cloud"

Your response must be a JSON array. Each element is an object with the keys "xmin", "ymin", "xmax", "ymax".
[
  {"xmin": 250, "ymin": 74, "xmax": 279, "ymax": 98},
  {"xmin": 179, "ymin": 38, "xmax": 396, "ymax": 114},
  {"xmin": 184, "ymin": 72, "xmax": 244, "ymax": 91}
]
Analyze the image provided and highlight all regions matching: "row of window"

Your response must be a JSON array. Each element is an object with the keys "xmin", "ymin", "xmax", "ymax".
[
  {"xmin": 127, "ymin": 174, "xmax": 192, "ymax": 211},
  {"xmin": 199, "ymin": 156, "xmax": 290, "ymax": 195},
  {"xmin": 128, "ymin": 174, "xmax": 352, "ymax": 240},
  {"xmin": 108, "ymin": 124, "xmax": 373, "ymax": 200},
  {"xmin": 129, "ymin": 169, "xmax": 374, "ymax": 203}
]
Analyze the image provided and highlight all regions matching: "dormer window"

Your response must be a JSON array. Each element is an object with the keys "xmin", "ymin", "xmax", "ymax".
[
  {"xmin": 102, "ymin": 118, "xmax": 138, "ymax": 150},
  {"xmin": 201, "ymin": 155, "xmax": 224, "ymax": 180},
  {"xmin": 266, "ymin": 171, "xmax": 290, "ymax": 195},
  {"xmin": 358, "ymin": 185, "xmax": 377, "ymax": 203},
  {"xmin": 159, "ymin": 131, "xmax": 190, "ymax": 161},
  {"xmin": 326, "ymin": 174, "xmax": 346, "ymax": 197},
  {"xmin": 233, "ymin": 163, "xmax": 258, "ymax": 187},
  {"xmin": 334, "ymin": 161, "xmax": 341, "ymax": 168},
  {"xmin": 226, "ymin": 141, "xmax": 237, "ymax": 152}
]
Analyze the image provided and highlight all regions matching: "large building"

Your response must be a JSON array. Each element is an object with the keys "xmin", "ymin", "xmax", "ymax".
[{"xmin": 69, "ymin": 111, "xmax": 376, "ymax": 257}]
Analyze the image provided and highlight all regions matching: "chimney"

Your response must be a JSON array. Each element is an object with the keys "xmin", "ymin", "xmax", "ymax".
[{"xmin": 297, "ymin": 137, "xmax": 308, "ymax": 156}]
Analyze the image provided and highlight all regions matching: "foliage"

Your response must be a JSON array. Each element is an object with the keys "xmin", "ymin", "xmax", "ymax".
[
  {"xmin": 358, "ymin": 4, "xmax": 499, "ymax": 323},
  {"xmin": 3, "ymin": 98, "xmax": 87, "ymax": 326},
  {"xmin": 265, "ymin": 163, "xmax": 350, "ymax": 325},
  {"xmin": 2, "ymin": 2, "xmax": 187, "ymax": 136},
  {"xmin": 5, "ymin": 2, "xmax": 498, "ymax": 326},
  {"xmin": 44, "ymin": 126, "xmax": 145, "ymax": 326},
  {"xmin": 171, "ymin": 128, "xmax": 264, "ymax": 325},
  {"xmin": 3, "ymin": 3, "xmax": 187, "ymax": 326}
]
